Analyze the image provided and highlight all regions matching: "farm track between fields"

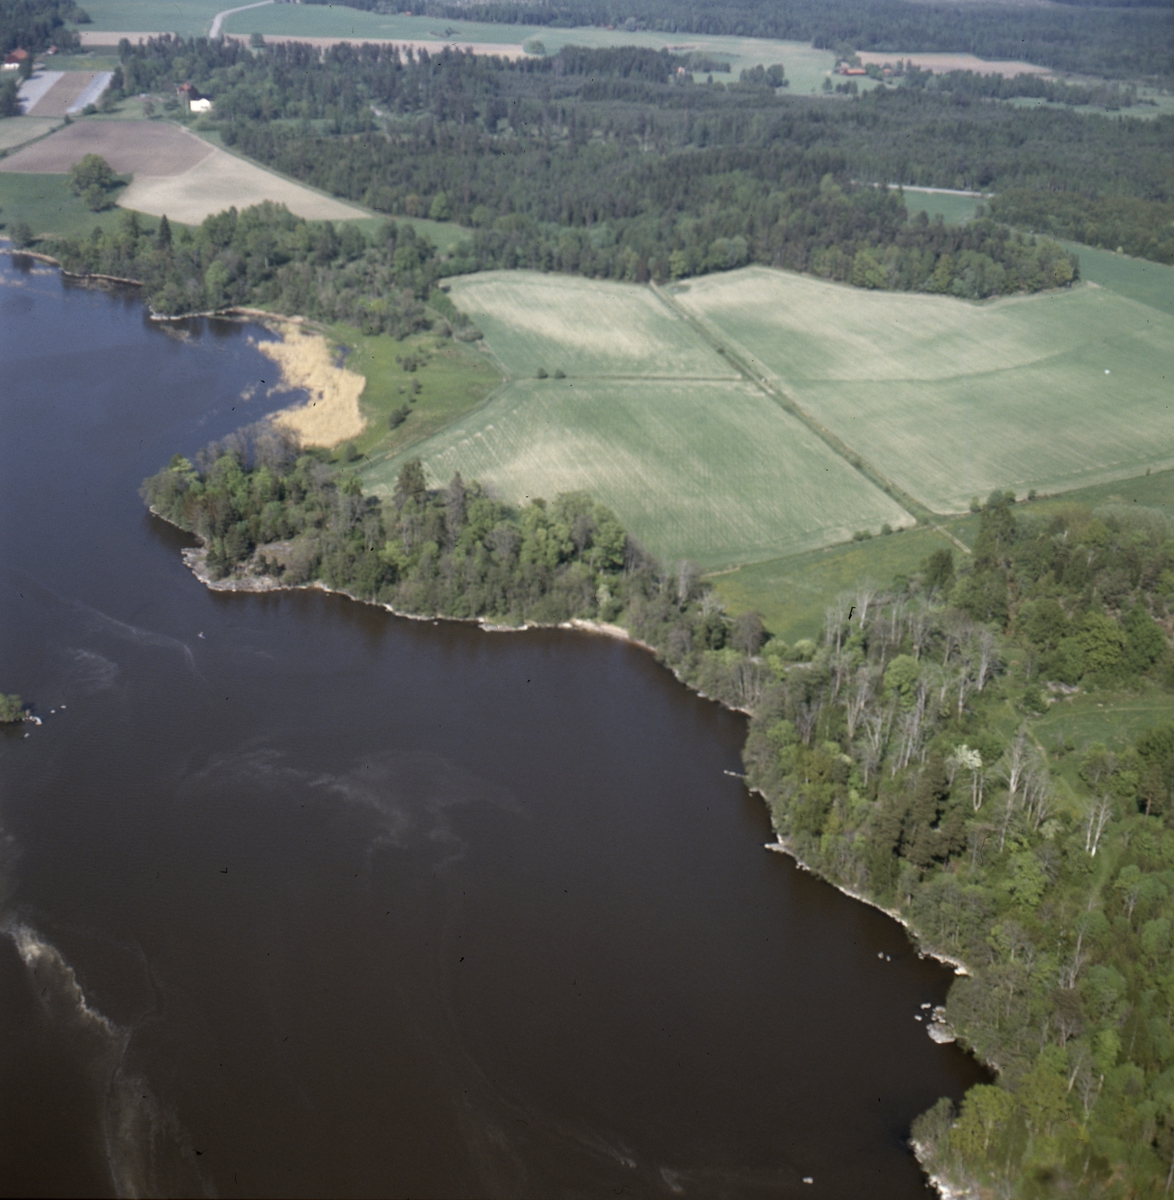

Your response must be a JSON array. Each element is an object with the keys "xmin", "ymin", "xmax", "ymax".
[{"xmin": 650, "ymin": 282, "xmax": 932, "ymax": 524}]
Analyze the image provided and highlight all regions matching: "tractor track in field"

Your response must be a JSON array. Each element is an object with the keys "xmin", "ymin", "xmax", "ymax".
[{"xmin": 650, "ymin": 282, "xmax": 935, "ymax": 527}]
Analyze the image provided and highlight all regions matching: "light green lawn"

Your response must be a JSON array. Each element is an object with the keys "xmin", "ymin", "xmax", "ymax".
[
  {"xmin": 361, "ymin": 376, "xmax": 911, "ymax": 570},
  {"xmin": 675, "ymin": 267, "xmax": 1174, "ymax": 514}
]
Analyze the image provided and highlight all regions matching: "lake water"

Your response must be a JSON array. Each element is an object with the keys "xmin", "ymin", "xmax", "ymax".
[{"xmin": 0, "ymin": 253, "xmax": 985, "ymax": 1198}]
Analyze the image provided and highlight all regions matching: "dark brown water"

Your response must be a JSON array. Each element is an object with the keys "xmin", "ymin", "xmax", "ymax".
[{"xmin": 0, "ymin": 253, "xmax": 985, "ymax": 1198}]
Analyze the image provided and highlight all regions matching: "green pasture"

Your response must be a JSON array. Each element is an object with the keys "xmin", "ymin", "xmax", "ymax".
[
  {"xmin": 70, "ymin": 0, "xmax": 225, "ymax": 36},
  {"xmin": 1062, "ymin": 243, "xmax": 1174, "ymax": 319},
  {"xmin": 332, "ymin": 325, "xmax": 503, "ymax": 465},
  {"xmin": 676, "ymin": 267, "xmax": 1174, "ymax": 514},
  {"xmin": 0, "ymin": 171, "xmax": 143, "ymax": 240},
  {"xmin": 1028, "ymin": 688, "xmax": 1174, "ymax": 757},
  {"xmin": 361, "ymin": 376, "xmax": 910, "ymax": 570},
  {"xmin": 446, "ymin": 271, "xmax": 735, "ymax": 380},
  {"xmin": 0, "ymin": 117, "xmax": 61, "ymax": 153},
  {"xmin": 709, "ymin": 524, "xmax": 962, "ymax": 641},
  {"xmin": 902, "ymin": 190, "xmax": 983, "ymax": 226}
]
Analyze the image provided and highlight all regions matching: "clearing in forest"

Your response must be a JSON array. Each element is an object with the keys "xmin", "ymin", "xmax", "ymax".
[
  {"xmin": 362, "ymin": 376, "xmax": 911, "ymax": 570},
  {"xmin": 674, "ymin": 267, "xmax": 1174, "ymax": 513},
  {"xmin": 444, "ymin": 271, "xmax": 736, "ymax": 380}
]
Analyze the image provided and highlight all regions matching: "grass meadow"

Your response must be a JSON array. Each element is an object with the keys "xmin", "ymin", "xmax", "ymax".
[
  {"xmin": 902, "ymin": 190, "xmax": 983, "ymax": 226},
  {"xmin": 675, "ymin": 267, "xmax": 1174, "ymax": 513},
  {"xmin": 1061, "ymin": 243, "xmax": 1174, "ymax": 319},
  {"xmin": 362, "ymin": 376, "xmax": 911, "ymax": 569},
  {"xmin": 445, "ymin": 271, "xmax": 736, "ymax": 380},
  {"xmin": 70, "ymin": 0, "xmax": 225, "ymax": 36},
  {"xmin": 0, "ymin": 171, "xmax": 142, "ymax": 239},
  {"xmin": 709, "ymin": 524, "xmax": 963, "ymax": 642},
  {"xmin": 334, "ymin": 326, "xmax": 503, "ymax": 465}
]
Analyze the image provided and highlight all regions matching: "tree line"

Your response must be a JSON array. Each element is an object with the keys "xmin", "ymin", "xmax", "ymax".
[
  {"xmin": 43, "ymin": 202, "xmax": 480, "ymax": 333},
  {"xmin": 304, "ymin": 0, "xmax": 1173, "ymax": 79}
]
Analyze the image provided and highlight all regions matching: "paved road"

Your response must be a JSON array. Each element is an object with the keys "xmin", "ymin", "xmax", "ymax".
[{"xmin": 209, "ymin": 0, "xmax": 274, "ymax": 39}]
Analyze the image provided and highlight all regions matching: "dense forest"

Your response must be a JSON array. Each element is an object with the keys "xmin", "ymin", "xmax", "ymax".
[
  {"xmin": 743, "ymin": 494, "xmax": 1174, "ymax": 1195},
  {"xmin": 142, "ymin": 432, "xmax": 1174, "ymax": 1195},
  {"xmin": 44, "ymin": 203, "xmax": 480, "ymax": 330},
  {"xmin": 106, "ymin": 37, "xmax": 1171, "ymax": 268},
  {"xmin": 307, "ymin": 0, "xmax": 1173, "ymax": 79},
  {"xmin": 0, "ymin": 0, "xmax": 85, "ymax": 55}
]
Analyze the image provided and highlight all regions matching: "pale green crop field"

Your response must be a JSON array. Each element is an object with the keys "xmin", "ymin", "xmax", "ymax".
[
  {"xmin": 73, "ymin": 0, "xmax": 226, "ymax": 36},
  {"xmin": 445, "ymin": 271, "xmax": 737, "ymax": 380},
  {"xmin": 362, "ymin": 377, "xmax": 911, "ymax": 569},
  {"xmin": 675, "ymin": 267, "xmax": 1174, "ymax": 513}
]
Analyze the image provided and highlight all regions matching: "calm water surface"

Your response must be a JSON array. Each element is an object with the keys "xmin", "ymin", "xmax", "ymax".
[{"xmin": 0, "ymin": 254, "xmax": 985, "ymax": 1198}]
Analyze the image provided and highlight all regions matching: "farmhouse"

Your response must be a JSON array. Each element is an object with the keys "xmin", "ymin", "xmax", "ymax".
[
  {"xmin": 2, "ymin": 48, "xmax": 30, "ymax": 71},
  {"xmin": 836, "ymin": 63, "xmax": 867, "ymax": 76},
  {"xmin": 190, "ymin": 98, "xmax": 213, "ymax": 113}
]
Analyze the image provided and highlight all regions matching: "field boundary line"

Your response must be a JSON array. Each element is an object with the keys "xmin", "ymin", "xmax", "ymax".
[{"xmin": 650, "ymin": 281, "xmax": 933, "ymax": 525}]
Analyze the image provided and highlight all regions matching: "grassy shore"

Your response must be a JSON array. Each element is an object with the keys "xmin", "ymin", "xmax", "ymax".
[{"xmin": 339, "ymin": 326, "xmax": 503, "ymax": 466}]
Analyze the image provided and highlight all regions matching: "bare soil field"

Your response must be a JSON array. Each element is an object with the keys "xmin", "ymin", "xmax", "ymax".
[
  {"xmin": 119, "ymin": 146, "xmax": 368, "ymax": 223},
  {"xmin": 855, "ymin": 51, "xmax": 1052, "ymax": 77},
  {"xmin": 0, "ymin": 120, "xmax": 213, "ymax": 176},
  {"xmin": 24, "ymin": 72, "xmax": 104, "ymax": 117}
]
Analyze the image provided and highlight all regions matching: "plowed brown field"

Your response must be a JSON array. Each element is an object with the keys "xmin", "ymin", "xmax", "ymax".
[{"xmin": 0, "ymin": 119, "xmax": 213, "ymax": 176}]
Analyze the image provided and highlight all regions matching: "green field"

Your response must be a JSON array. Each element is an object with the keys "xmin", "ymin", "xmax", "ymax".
[
  {"xmin": 362, "ymin": 375, "xmax": 911, "ymax": 569},
  {"xmin": 1061, "ymin": 242, "xmax": 1174, "ymax": 319},
  {"xmin": 902, "ymin": 189, "xmax": 983, "ymax": 226},
  {"xmin": 445, "ymin": 271, "xmax": 737, "ymax": 380},
  {"xmin": 332, "ymin": 325, "xmax": 503, "ymax": 464},
  {"xmin": 675, "ymin": 267, "xmax": 1174, "ymax": 514},
  {"xmin": 710, "ymin": 524, "xmax": 964, "ymax": 641},
  {"xmin": 71, "ymin": 0, "xmax": 225, "ymax": 36},
  {"xmin": 0, "ymin": 170, "xmax": 144, "ymax": 240}
]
